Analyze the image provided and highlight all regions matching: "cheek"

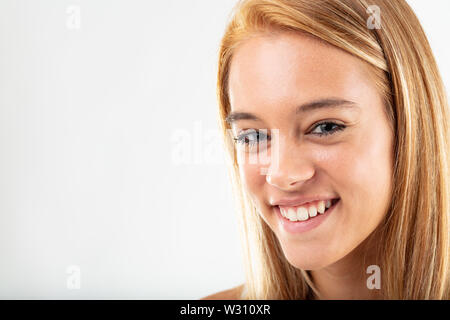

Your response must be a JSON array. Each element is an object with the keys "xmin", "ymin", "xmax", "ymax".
[
  {"xmin": 239, "ymin": 161, "xmax": 266, "ymax": 196},
  {"xmin": 357, "ymin": 129, "xmax": 393, "ymax": 210},
  {"xmin": 322, "ymin": 130, "xmax": 393, "ymax": 227}
]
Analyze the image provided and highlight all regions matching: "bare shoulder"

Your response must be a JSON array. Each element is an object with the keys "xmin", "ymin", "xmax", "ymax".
[{"xmin": 200, "ymin": 284, "xmax": 245, "ymax": 300}]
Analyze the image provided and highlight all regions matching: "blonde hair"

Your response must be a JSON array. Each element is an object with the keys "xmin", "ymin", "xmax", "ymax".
[{"xmin": 217, "ymin": 0, "xmax": 449, "ymax": 299}]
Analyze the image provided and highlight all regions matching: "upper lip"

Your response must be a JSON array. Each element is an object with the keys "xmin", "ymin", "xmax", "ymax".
[{"xmin": 271, "ymin": 195, "xmax": 339, "ymax": 207}]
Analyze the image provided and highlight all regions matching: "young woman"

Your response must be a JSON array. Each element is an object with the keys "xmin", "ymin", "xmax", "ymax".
[{"xmin": 204, "ymin": 0, "xmax": 449, "ymax": 299}]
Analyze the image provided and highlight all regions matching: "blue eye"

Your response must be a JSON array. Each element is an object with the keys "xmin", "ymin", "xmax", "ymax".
[
  {"xmin": 310, "ymin": 121, "xmax": 346, "ymax": 136},
  {"xmin": 234, "ymin": 129, "xmax": 270, "ymax": 148},
  {"xmin": 233, "ymin": 122, "xmax": 344, "ymax": 149}
]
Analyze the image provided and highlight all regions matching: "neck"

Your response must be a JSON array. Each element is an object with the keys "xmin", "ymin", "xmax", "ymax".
[{"xmin": 309, "ymin": 232, "xmax": 382, "ymax": 300}]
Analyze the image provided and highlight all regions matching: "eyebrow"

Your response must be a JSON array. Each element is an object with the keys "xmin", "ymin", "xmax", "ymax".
[{"xmin": 225, "ymin": 98, "xmax": 358, "ymax": 124}]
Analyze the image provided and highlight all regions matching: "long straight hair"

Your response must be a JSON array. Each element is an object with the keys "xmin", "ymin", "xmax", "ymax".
[{"xmin": 216, "ymin": 0, "xmax": 449, "ymax": 299}]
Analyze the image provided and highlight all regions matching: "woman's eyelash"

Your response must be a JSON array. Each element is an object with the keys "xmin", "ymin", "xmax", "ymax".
[
  {"xmin": 310, "ymin": 121, "xmax": 346, "ymax": 136},
  {"xmin": 234, "ymin": 130, "xmax": 269, "ymax": 146},
  {"xmin": 233, "ymin": 121, "xmax": 346, "ymax": 146}
]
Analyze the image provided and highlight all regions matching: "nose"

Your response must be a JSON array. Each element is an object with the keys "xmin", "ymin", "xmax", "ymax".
[{"xmin": 265, "ymin": 139, "xmax": 315, "ymax": 191}]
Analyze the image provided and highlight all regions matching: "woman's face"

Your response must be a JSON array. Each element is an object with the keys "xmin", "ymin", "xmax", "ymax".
[{"xmin": 227, "ymin": 32, "xmax": 394, "ymax": 270}]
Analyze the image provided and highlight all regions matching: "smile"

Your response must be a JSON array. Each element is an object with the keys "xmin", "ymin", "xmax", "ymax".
[
  {"xmin": 274, "ymin": 198, "xmax": 340, "ymax": 234},
  {"xmin": 278, "ymin": 198, "xmax": 339, "ymax": 222}
]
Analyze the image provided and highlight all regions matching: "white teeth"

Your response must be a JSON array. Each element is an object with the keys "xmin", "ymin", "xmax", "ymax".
[
  {"xmin": 308, "ymin": 205, "xmax": 317, "ymax": 218},
  {"xmin": 287, "ymin": 208, "xmax": 297, "ymax": 221},
  {"xmin": 297, "ymin": 207, "xmax": 309, "ymax": 221},
  {"xmin": 317, "ymin": 201, "xmax": 325, "ymax": 214},
  {"xmin": 280, "ymin": 199, "xmax": 335, "ymax": 221}
]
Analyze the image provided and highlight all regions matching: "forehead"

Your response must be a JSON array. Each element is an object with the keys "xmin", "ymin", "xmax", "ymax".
[{"xmin": 228, "ymin": 32, "xmax": 374, "ymax": 113}]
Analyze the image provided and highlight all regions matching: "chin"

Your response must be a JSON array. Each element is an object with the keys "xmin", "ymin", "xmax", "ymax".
[
  {"xmin": 278, "ymin": 242, "xmax": 337, "ymax": 271},
  {"xmin": 284, "ymin": 255, "xmax": 331, "ymax": 271}
]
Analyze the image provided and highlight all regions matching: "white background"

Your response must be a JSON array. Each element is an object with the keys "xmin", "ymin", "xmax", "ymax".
[{"xmin": 0, "ymin": 0, "xmax": 448, "ymax": 299}]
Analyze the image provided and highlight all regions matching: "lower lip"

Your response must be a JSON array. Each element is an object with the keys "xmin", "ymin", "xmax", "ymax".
[{"xmin": 274, "ymin": 199, "xmax": 340, "ymax": 234}]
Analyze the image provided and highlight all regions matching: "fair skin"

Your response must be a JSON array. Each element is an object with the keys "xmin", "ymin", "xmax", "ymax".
[{"xmin": 211, "ymin": 31, "xmax": 394, "ymax": 300}]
